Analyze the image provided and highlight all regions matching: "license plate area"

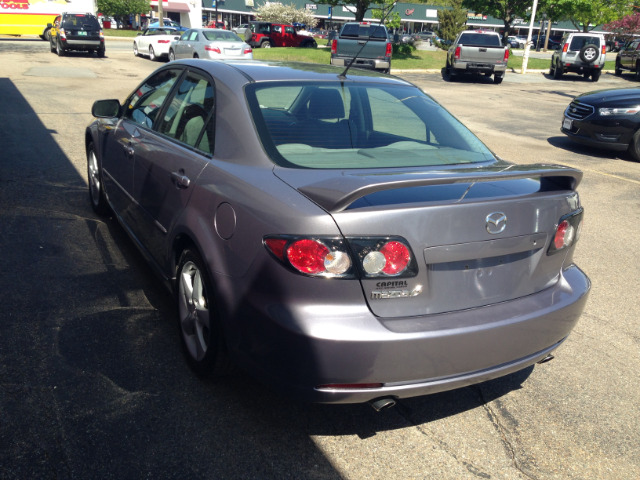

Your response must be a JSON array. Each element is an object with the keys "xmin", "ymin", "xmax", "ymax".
[{"xmin": 563, "ymin": 118, "xmax": 573, "ymax": 130}]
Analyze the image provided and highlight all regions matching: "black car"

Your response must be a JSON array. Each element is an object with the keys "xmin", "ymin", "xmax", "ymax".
[
  {"xmin": 48, "ymin": 13, "xmax": 105, "ymax": 57},
  {"xmin": 561, "ymin": 88, "xmax": 640, "ymax": 161}
]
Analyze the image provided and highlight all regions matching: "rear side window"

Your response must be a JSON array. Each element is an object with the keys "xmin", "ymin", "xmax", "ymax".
[
  {"xmin": 156, "ymin": 72, "xmax": 215, "ymax": 153},
  {"xmin": 62, "ymin": 14, "xmax": 100, "ymax": 30}
]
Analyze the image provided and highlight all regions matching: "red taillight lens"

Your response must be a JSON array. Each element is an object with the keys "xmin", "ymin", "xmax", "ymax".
[
  {"xmin": 331, "ymin": 39, "xmax": 337, "ymax": 54},
  {"xmin": 205, "ymin": 45, "xmax": 221, "ymax": 54},
  {"xmin": 379, "ymin": 241, "xmax": 411, "ymax": 275},
  {"xmin": 454, "ymin": 46, "xmax": 461, "ymax": 59},
  {"xmin": 158, "ymin": 40, "xmax": 170, "ymax": 44},
  {"xmin": 562, "ymin": 43, "xmax": 569, "ymax": 53},
  {"xmin": 548, "ymin": 209, "xmax": 583, "ymax": 255},
  {"xmin": 244, "ymin": 48, "xmax": 252, "ymax": 54},
  {"xmin": 601, "ymin": 45, "xmax": 606, "ymax": 55},
  {"xmin": 503, "ymin": 48, "xmax": 510, "ymax": 62},
  {"xmin": 385, "ymin": 42, "xmax": 392, "ymax": 57},
  {"xmin": 264, "ymin": 236, "xmax": 417, "ymax": 279},
  {"xmin": 287, "ymin": 239, "xmax": 330, "ymax": 274}
]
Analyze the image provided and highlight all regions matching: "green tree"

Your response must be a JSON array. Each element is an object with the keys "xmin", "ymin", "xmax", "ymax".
[
  {"xmin": 97, "ymin": 0, "xmax": 150, "ymax": 25},
  {"xmin": 372, "ymin": 0, "xmax": 402, "ymax": 30},
  {"xmin": 551, "ymin": 0, "xmax": 631, "ymax": 32},
  {"xmin": 462, "ymin": 0, "xmax": 532, "ymax": 41},
  {"xmin": 313, "ymin": 0, "xmax": 372, "ymax": 22},
  {"xmin": 437, "ymin": 0, "xmax": 467, "ymax": 44}
]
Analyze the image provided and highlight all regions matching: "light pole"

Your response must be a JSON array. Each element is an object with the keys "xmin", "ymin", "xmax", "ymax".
[{"xmin": 521, "ymin": 0, "xmax": 539, "ymax": 75}]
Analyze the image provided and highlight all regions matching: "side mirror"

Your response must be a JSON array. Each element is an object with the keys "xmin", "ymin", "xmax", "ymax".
[
  {"xmin": 47, "ymin": 23, "xmax": 52, "ymax": 28},
  {"xmin": 92, "ymin": 99, "xmax": 122, "ymax": 118}
]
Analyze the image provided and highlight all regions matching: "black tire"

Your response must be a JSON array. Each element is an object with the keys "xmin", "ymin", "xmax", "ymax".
[
  {"xmin": 97, "ymin": 47, "xmax": 105, "ymax": 58},
  {"xmin": 615, "ymin": 59, "xmax": 622, "ymax": 76},
  {"xmin": 56, "ymin": 39, "xmax": 65, "ymax": 56},
  {"xmin": 87, "ymin": 142, "xmax": 110, "ymax": 216},
  {"xmin": 133, "ymin": 42, "xmax": 139, "ymax": 57},
  {"xmin": 553, "ymin": 61, "xmax": 563, "ymax": 80},
  {"xmin": 193, "ymin": 53, "xmax": 199, "ymax": 59},
  {"xmin": 494, "ymin": 74, "xmax": 504, "ymax": 84},
  {"xmin": 169, "ymin": 49, "xmax": 175, "ymax": 62},
  {"xmin": 50, "ymin": 36, "xmax": 56, "ymax": 53},
  {"xmin": 149, "ymin": 45, "xmax": 156, "ymax": 61},
  {"xmin": 591, "ymin": 70, "xmax": 601, "ymax": 82},
  {"xmin": 42, "ymin": 28, "xmax": 51, "ymax": 42},
  {"xmin": 302, "ymin": 39, "xmax": 317, "ymax": 48},
  {"xmin": 176, "ymin": 249, "xmax": 228, "ymax": 375},
  {"xmin": 579, "ymin": 44, "xmax": 599, "ymax": 64},
  {"xmin": 260, "ymin": 40, "xmax": 272, "ymax": 48},
  {"xmin": 635, "ymin": 63, "xmax": 640, "ymax": 81},
  {"xmin": 628, "ymin": 129, "xmax": 640, "ymax": 162}
]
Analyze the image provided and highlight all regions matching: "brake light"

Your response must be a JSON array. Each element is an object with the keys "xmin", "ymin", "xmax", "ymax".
[
  {"xmin": 385, "ymin": 42, "xmax": 392, "ymax": 57},
  {"xmin": 503, "ymin": 48, "xmax": 510, "ymax": 62},
  {"xmin": 562, "ymin": 43, "xmax": 569, "ymax": 53},
  {"xmin": 59, "ymin": 28, "xmax": 67, "ymax": 39},
  {"xmin": 158, "ymin": 40, "xmax": 170, "ymax": 44},
  {"xmin": 205, "ymin": 45, "xmax": 221, "ymax": 54},
  {"xmin": 547, "ymin": 209, "xmax": 583, "ymax": 255},
  {"xmin": 454, "ymin": 46, "xmax": 461, "ymax": 59},
  {"xmin": 264, "ymin": 236, "xmax": 418, "ymax": 278},
  {"xmin": 244, "ymin": 47, "xmax": 252, "ymax": 54},
  {"xmin": 331, "ymin": 39, "xmax": 337, "ymax": 54},
  {"xmin": 601, "ymin": 45, "xmax": 606, "ymax": 55}
]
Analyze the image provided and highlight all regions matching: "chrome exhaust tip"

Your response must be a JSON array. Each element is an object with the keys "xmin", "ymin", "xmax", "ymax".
[
  {"xmin": 369, "ymin": 397, "xmax": 397, "ymax": 412},
  {"xmin": 537, "ymin": 353, "xmax": 555, "ymax": 364}
]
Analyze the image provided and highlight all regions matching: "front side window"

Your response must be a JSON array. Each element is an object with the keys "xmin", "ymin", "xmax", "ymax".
[
  {"xmin": 124, "ymin": 68, "xmax": 182, "ymax": 129},
  {"xmin": 247, "ymin": 81, "xmax": 494, "ymax": 169}
]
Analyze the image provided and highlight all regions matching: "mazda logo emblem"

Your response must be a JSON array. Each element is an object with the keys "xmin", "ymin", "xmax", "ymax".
[{"xmin": 486, "ymin": 212, "xmax": 507, "ymax": 234}]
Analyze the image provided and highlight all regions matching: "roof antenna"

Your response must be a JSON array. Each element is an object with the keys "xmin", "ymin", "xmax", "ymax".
[{"xmin": 339, "ymin": 3, "xmax": 397, "ymax": 79}]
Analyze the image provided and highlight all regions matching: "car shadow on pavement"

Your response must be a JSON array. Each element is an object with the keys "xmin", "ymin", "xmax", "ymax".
[{"xmin": 547, "ymin": 135, "xmax": 632, "ymax": 162}]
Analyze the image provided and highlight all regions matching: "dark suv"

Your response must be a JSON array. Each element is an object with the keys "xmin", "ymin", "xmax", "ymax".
[{"xmin": 49, "ymin": 13, "xmax": 105, "ymax": 57}]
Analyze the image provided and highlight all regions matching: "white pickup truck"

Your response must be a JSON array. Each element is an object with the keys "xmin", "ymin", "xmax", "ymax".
[{"xmin": 444, "ymin": 30, "xmax": 509, "ymax": 84}]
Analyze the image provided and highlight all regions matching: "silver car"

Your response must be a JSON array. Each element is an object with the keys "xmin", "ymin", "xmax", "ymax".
[
  {"xmin": 85, "ymin": 60, "xmax": 590, "ymax": 409},
  {"xmin": 169, "ymin": 28, "xmax": 252, "ymax": 61}
]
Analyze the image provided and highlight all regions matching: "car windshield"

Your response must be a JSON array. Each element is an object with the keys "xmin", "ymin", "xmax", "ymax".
[
  {"xmin": 203, "ymin": 30, "xmax": 242, "ymax": 42},
  {"xmin": 247, "ymin": 81, "xmax": 494, "ymax": 169},
  {"xmin": 340, "ymin": 23, "xmax": 387, "ymax": 40}
]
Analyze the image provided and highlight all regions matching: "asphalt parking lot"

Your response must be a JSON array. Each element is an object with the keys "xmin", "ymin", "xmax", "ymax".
[{"xmin": 0, "ymin": 37, "xmax": 638, "ymax": 479}]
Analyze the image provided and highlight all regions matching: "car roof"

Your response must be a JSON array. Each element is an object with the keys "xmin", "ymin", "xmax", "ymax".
[{"xmin": 172, "ymin": 59, "xmax": 411, "ymax": 85}]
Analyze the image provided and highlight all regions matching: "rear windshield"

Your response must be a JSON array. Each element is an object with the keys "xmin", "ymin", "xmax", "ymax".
[
  {"xmin": 203, "ymin": 30, "xmax": 242, "ymax": 42},
  {"xmin": 62, "ymin": 15, "xmax": 100, "ymax": 30},
  {"xmin": 340, "ymin": 23, "xmax": 387, "ymax": 40},
  {"xmin": 458, "ymin": 33, "xmax": 501, "ymax": 47},
  {"xmin": 246, "ymin": 82, "xmax": 494, "ymax": 169},
  {"xmin": 569, "ymin": 36, "xmax": 602, "ymax": 50}
]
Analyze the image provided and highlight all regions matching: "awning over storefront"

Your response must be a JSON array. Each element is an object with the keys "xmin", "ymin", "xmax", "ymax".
[{"xmin": 150, "ymin": 1, "xmax": 191, "ymax": 13}]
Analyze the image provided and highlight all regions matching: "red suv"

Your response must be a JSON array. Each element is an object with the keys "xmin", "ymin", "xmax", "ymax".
[{"xmin": 249, "ymin": 22, "xmax": 316, "ymax": 48}]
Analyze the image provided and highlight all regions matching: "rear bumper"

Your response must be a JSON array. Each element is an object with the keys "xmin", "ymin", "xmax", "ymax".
[
  {"xmin": 331, "ymin": 56, "xmax": 390, "ymax": 71},
  {"xmin": 452, "ymin": 60, "xmax": 507, "ymax": 73},
  {"xmin": 230, "ymin": 265, "xmax": 590, "ymax": 404}
]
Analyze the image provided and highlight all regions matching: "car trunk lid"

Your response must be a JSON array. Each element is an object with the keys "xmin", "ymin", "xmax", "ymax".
[{"xmin": 275, "ymin": 164, "xmax": 582, "ymax": 318}]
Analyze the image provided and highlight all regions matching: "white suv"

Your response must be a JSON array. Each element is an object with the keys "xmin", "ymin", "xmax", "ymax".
[{"xmin": 550, "ymin": 32, "xmax": 606, "ymax": 82}]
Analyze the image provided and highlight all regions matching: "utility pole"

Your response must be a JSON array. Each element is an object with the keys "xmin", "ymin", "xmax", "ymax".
[
  {"xmin": 158, "ymin": 0, "xmax": 164, "ymax": 27},
  {"xmin": 521, "ymin": 0, "xmax": 539, "ymax": 75}
]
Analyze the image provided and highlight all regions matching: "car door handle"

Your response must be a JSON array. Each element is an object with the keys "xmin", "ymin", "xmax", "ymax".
[{"xmin": 171, "ymin": 171, "xmax": 191, "ymax": 189}]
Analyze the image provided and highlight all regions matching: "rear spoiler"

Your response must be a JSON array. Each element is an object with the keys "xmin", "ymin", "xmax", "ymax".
[{"xmin": 294, "ymin": 164, "xmax": 583, "ymax": 213}]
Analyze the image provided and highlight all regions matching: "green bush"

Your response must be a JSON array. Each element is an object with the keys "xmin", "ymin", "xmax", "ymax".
[{"xmin": 392, "ymin": 43, "xmax": 416, "ymax": 56}]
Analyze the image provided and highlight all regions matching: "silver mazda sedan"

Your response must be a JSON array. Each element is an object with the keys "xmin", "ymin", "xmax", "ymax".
[{"xmin": 86, "ymin": 60, "xmax": 590, "ymax": 408}]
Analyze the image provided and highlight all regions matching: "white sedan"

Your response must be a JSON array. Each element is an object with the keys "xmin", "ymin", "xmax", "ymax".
[
  {"xmin": 134, "ymin": 27, "xmax": 181, "ymax": 61},
  {"xmin": 169, "ymin": 28, "xmax": 252, "ymax": 61}
]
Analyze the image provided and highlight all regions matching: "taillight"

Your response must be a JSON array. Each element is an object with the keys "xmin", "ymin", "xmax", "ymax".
[
  {"xmin": 562, "ymin": 43, "xmax": 569, "ymax": 53},
  {"xmin": 601, "ymin": 45, "xmax": 606, "ymax": 55},
  {"xmin": 331, "ymin": 39, "xmax": 337, "ymax": 54},
  {"xmin": 59, "ymin": 28, "xmax": 66, "ymax": 39},
  {"xmin": 244, "ymin": 47, "xmax": 252, "ymax": 54},
  {"xmin": 454, "ymin": 46, "xmax": 461, "ymax": 59},
  {"xmin": 158, "ymin": 40, "xmax": 170, "ymax": 44},
  {"xmin": 385, "ymin": 42, "xmax": 392, "ymax": 57},
  {"xmin": 205, "ymin": 45, "xmax": 221, "ymax": 54},
  {"xmin": 503, "ymin": 48, "xmax": 510, "ymax": 62},
  {"xmin": 547, "ymin": 209, "xmax": 583, "ymax": 255},
  {"xmin": 264, "ymin": 236, "xmax": 418, "ymax": 278}
]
